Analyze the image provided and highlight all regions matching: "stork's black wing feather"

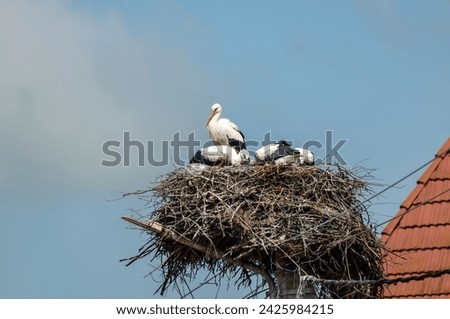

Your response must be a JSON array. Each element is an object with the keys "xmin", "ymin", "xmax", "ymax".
[{"xmin": 228, "ymin": 137, "xmax": 246, "ymax": 152}]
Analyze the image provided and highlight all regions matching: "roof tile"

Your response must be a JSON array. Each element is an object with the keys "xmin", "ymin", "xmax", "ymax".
[
  {"xmin": 400, "ymin": 203, "xmax": 450, "ymax": 228},
  {"xmin": 384, "ymin": 249, "xmax": 450, "ymax": 275},
  {"xmin": 381, "ymin": 138, "xmax": 450, "ymax": 298},
  {"xmin": 413, "ymin": 180, "xmax": 450, "ymax": 204},
  {"xmin": 384, "ymin": 275, "xmax": 450, "ymax": 298},
  {"xmin": 385, "ymin": 225, "xmax": 450, "ymax": 251}
]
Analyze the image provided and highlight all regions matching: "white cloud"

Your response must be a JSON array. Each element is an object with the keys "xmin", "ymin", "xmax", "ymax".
[{"xmin": 0, "ymin": 0, "xmax": 211, "ymax": 198}]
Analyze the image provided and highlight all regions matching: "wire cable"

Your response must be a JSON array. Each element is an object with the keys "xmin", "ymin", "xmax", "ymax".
[
  {"xmin": 375, "ymin": 187, "xmax": 450, "ymax": 229},
  {"xmin": 362, "ymin": 145, "xmax": 450, "ymax": 205},
  {"xmin": 304, "ymin": 267, "xmax": 450, "ymax": 288}
]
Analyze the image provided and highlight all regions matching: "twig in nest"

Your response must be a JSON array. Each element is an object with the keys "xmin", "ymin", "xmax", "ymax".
[{"xmin": 123, "ymin": 163, "xmax": 384, "ymax": 298}]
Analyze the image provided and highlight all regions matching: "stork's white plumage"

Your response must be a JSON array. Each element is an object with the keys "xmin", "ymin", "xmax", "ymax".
[
  {"xmin": 190, "ymin": 145, "xmax": 249, "ymax": 166},
  {"xmin": 254, "ymin": 140, "xmax": 299, "ymax": 163},
  {"xmin": 274, "ymin": 147, "xmax": 315, "ymax": 166},
  {"xmin": 205, "ymin": 103, "xmax": 246, "ymax": 152}
]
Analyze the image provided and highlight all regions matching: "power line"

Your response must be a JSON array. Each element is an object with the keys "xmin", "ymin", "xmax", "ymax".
[
  {"xmin": 362, "ymin": 145, "xmax": 450, "ymax": 205},
  {"xmin": 370, "ymin": 145, "xmax": 450, "ymax": 228},
  {"xmin": 375, "ymin": 187, "xmax": 450, "ymax": 229},
  {"xmin": 304, "ymin": 267, "xmax": 450, "ymax": 288},
  {"xmin": 340, "ymin": 146, "xmax": 450, "ymax": 248}
]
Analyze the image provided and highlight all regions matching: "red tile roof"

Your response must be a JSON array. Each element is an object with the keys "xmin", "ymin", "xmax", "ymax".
[{"xmin": 381, "ymin": 138, "xmax": 450, "ymax": 298}]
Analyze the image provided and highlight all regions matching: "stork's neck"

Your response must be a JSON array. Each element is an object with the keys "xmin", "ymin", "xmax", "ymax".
[
  {"xmin": 208, "ymin": 111, "xmax": 221, "ymax": 126},
  {"xmin": 213, "ymin": 109, "xmax": 222, "ymax": 122}
]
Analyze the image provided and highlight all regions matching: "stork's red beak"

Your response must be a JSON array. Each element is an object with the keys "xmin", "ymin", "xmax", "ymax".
[{"xmin": 205, "ymin": 110, "xmax": 216, "ymax": 128}]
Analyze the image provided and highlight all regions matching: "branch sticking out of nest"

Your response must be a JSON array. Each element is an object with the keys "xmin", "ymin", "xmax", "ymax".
[{"xmin": 122, "ymin": 163, "xmax": 384, "ymax": 298}]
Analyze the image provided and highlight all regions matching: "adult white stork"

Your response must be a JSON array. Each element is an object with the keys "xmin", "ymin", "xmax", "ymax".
[
  {"xmin": 190, "ymin": 145, "xmax": 249, "ymax": 166},
  {"xmin": 274, "ymin": 147, "xmax": 315, "ymax": 166},
  {"xmin": 254, "ymin": 140, "xmax": 299, "ymax": 163},
  {"xmin": 205, "ymin": 103, "xmax": 246, "ymax": 152}
]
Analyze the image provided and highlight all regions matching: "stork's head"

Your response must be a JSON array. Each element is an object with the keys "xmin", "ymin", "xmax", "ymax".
[
  {"xmin": 278, "ymin": 140, "xmax": 292, "ymax": 147},
  {"xmin": 305, "ymin": 150, "xmax": 315, "ymax": 165},
  {"xmin": 295, "ymin": 148, "xmax": 315, "ymax": 165},
  {"xmin": 239, "ymin": 149, "xmax": 250, "ymax": 164},
  {"xmin": 205, "ymin": 103, "xmax": 222, "ymax": 127}
]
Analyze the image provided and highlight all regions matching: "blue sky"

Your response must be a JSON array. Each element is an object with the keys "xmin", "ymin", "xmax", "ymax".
[{"xmin": 0, "ymin": 0, "xmax": 449, "ymax": 298}]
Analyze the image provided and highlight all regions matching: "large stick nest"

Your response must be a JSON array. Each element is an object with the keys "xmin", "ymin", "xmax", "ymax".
[{"xmin": 124, "ymin": 163, "xmax": 384, "ymax": 298}]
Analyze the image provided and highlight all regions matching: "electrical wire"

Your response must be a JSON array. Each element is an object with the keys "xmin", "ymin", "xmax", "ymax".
[
  {"xmin": 362, "ymin": 145, "xmax": 450, "ymax": 205},
  {"xmin": 304, "ymin": 267, "xmax": 450, "ymax": 288},
  {"xmin": 375, "ymin": 187, "xmax": 450, "ymax": 229}
]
